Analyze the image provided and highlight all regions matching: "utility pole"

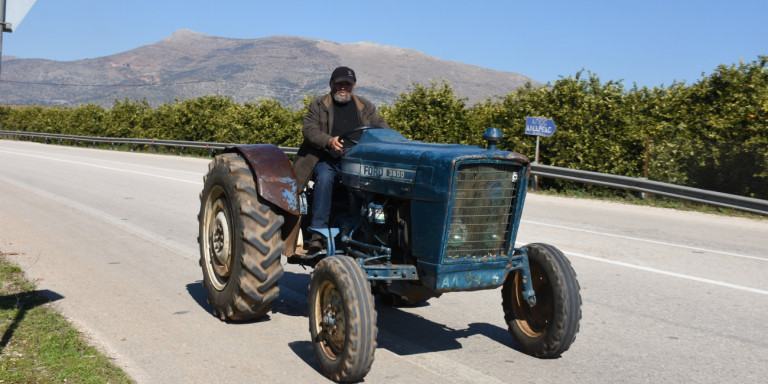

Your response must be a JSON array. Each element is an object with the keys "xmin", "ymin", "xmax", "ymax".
[
  {"xmin": 1, "ymin": 0, "xmax": 7, "ymax": 77},
  {"xmin": 0, "ymin": 0, "xmax": 38, "ymax": 77}
]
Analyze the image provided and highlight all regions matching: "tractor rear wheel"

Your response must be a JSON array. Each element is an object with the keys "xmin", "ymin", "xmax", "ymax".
[
  {"xmin": 502, "ymin": 243, "xmax": 581, "ymax": 358},
  {"xmin": 198, "ymin": 153, "xmax": 284, "ymax": 321},
  {"xmin": 309, "ymin": 256, "xmax": 377, "ymax": 382}
]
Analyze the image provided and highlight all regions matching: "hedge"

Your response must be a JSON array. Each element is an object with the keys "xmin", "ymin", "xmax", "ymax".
[{"xmin": 1, "ymin": 57, "xmax": 765, "ymax": 199}]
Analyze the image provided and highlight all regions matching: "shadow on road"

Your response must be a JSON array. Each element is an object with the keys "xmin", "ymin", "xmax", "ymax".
[
  {"xmin": 185, "ymin": 275, "xmax": 306, "ymax": 323},
  {"xmin": 278, "ymin": 271, "xmax": 523, "ymax": 374},
  {"xmin": 287, "ymin": 340, "xmax": 320, "ymax": 373},
  {"xmin": 0, "ymin": 289, "xmax": 64, "ymax": 354},
  {"xmin": 375, "ymin": 305, "xmax": 521, "ymax": 356},
  {"xmin": 187, "ymin": 270, "xmax": 520, "ymax": 376},
  {"xmin": 185, "ymin": 281, "xmax": 213, "ymax": 316},
  {"xmin": 271, "ymin": 271, "xmax": 310, "ymax": 317}
]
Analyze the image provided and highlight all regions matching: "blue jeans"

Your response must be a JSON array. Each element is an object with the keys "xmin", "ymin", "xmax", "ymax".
[{"xmin": 310, "ymin": 159, "xmax": 341, "ymax": 229}]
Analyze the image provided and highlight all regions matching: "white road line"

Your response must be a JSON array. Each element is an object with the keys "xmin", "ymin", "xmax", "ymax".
[
  {"xmin": 0, "ymin": 144, "xmax": 205, "ymax": 176},
  {"xmin": 516, "ymin": 241, "xmax": 768, "ymax": 296},
  {"xmin": 567, "ymin": 250, "xmax": 768, "ymax": 295},
  {"xmin": 0, "ymin": 175, "xmax": 198, "ymax": 260},
  {"xmin": 4, "ymin": 144, "xmax": 764, "ymax": 297},
  {"xmin": 522, "ymin": 219, "xmax": 768, "ymax": 262},
  {"xmin": 0, "ymin": 149, "xmax": 200, "ymax": 185}
]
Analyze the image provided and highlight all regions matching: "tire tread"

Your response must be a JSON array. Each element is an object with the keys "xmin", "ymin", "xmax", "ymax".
[
  {"xmin": 198, "ymin": 153, "xmax": 285, "ymax": 322},
  {"xmin": 502, "ymin": 243, "xmax": 581, "ymax": 358},
  {"xmin": 310, "ymin": 256, "xmax": 377, "ymax": 382}
]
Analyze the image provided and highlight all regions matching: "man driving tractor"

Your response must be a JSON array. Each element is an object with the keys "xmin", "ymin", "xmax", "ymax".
[
  {"xmin": 292, "ymin": 66, "xmax": 389, "ymax": 254},
  {"xmin": 199, "ymin": 66, "xmax": 580, "ymax": 384}
]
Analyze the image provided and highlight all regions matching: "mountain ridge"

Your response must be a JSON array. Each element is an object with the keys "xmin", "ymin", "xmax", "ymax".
[{"xmin": 0, "ymin": 30, "xmax": 535, "ymax": 107}]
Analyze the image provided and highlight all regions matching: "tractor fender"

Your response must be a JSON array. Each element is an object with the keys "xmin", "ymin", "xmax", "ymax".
[{"xmin": 224, "ymin": 144, "xmax": 300, "ymax": 216}]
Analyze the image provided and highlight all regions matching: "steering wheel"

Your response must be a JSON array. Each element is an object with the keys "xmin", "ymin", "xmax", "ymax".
[{"xmin": 339, "ymin": 126, "xmax": 384, "ymax": 146}]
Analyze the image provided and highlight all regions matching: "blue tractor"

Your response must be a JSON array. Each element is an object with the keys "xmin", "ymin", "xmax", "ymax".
[{"xmin": 198, "ymin": 127, "xmax": 581, "ymax": 382}]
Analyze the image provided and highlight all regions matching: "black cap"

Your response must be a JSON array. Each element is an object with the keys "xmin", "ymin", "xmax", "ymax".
[{"xmin": 330, "ymin": 66, "xmax": 356, "ymax": 84}]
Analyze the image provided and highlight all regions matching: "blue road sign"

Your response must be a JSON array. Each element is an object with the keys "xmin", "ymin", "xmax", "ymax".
[{"xmin": 524, "ymin": 117, "xmax": 557, "ymax": 137}]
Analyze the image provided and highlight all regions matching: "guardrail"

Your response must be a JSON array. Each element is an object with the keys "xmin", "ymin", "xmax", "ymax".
[
  {"xmin": 2, "ymin": 129, "xmax": 766, "ymax": 215},
  {"xmin": 531, "ymin": 164, "xmax": 767, "ymax": 215},
  {"xmin": 0, "ymin": 130, "xmax": 299, "ymax": 155}
]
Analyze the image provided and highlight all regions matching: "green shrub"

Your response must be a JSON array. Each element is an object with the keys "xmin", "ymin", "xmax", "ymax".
[{"xmin": 1, "ymin": 57, "xmax": 765, "ymax": 198}]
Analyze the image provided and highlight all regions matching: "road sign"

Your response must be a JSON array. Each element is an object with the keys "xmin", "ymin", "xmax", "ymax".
[
  {"xmin": 4, "ymin": 0, "xmax": 37, "ymax": 32},
  {"xmin": 524, "ymin": 117, "xmax": 557, "ymax": 137}
]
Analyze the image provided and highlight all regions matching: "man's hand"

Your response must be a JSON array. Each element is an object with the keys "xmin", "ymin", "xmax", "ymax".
[{"xmin": 328, "ymin": 136, "xmax": 344, "ymax": 153}]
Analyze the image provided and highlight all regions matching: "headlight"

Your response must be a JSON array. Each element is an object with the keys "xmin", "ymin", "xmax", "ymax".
[{"xmin": 447, "ymin": 219, "xmax": 467, "ymax": 247}]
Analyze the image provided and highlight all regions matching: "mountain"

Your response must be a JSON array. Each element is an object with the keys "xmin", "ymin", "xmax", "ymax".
[{"xmin": 0, "ymin": 29, "xmax": 535, "ymax": 107}]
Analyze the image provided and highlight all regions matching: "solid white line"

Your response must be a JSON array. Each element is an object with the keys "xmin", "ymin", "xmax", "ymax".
[
  {"xmin": 5, "ymin": 143, "xmax": 764, "ymax": 296},
  {"xmin": 0, "ymin": 144, "xmax": 205, "ymax": 176},
  {"xmin": 0, "ymin": 175, "xmax": 198, "ymax": 260},
  {"xmin": 522, "ymin": 219, "xmax": 768, "ymax": 262},
  {"xmin": 515, "ymin": 240, "xmax": 768, "ymax": 296},
  {"xmin": 565, "ymin": 250, "xmax": 768, "ymax": 295},
  {"xmin": 0, "ymin": 148, "xmax": 199, "ymax": 185}
]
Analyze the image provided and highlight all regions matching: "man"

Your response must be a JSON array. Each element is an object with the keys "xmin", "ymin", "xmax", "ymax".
[{"xmin": 293, "ymin": 66, "xmax": 388, "ymax": 253}]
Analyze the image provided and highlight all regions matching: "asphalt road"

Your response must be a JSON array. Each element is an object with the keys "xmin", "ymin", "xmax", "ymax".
[{"xmin": 1, "ymin": 139, "xmax": 766, "ymax": 384}]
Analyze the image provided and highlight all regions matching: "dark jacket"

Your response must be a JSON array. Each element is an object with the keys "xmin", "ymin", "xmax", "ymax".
[{"xmin": 293, "ymin": 93, "xmax": 388, "ymax": 189}]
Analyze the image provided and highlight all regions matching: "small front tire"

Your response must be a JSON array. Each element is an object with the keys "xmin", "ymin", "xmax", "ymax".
[
  {"xmin": 309, "ymin": 256, "xmax": 377, "ymax": 382},
  {"xmin": 502, "ymin": 243, "xmax": 581, "ymax": 358}
]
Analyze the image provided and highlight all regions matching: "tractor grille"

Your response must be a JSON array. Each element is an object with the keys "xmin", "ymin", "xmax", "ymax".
[{"xmin": 445, "ymin": 163, "xmax": 520, "ymax": 260}]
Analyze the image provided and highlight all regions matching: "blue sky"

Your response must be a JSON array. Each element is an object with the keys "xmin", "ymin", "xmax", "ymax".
[{"xmin": 3, "ymin": 0, "xmax": 766, "ymax": 87}]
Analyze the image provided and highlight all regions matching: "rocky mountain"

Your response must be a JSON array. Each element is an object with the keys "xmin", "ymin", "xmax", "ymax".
[{"xmin": 0, "ymin": 29, "xmax": 534, "ymax": 107}]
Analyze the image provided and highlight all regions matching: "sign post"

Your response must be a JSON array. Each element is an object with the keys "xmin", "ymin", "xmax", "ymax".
[
  {"xmin": 1, "ymin": 0, "xmax": 6, "ymax": 76},
  {"xmin": 524, "ymin": 116, "xmax": 557, "ymax": 190},
  {"xmin": 0, "ymin": 0, "xmax": 37, "ymax": 76}
]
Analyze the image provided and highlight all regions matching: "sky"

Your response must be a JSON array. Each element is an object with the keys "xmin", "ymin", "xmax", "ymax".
[{"xmin": 2, "ymin": 0, "xmax": 767, "ymax": 88}]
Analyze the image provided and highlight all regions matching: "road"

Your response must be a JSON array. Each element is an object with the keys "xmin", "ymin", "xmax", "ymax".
[{"xmin": 1, "ymin": 139, "xmax": 766, "ymax": 384}]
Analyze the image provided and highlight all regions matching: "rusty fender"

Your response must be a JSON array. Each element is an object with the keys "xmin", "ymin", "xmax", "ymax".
[{"xmin": 224, "ymin": 145, "xmax": 300, "ymax": 216}]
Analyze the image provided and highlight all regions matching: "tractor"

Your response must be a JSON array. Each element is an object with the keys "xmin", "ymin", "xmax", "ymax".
[{"xmin": 198, "ymin": 127, "xmax": 581, "ymax": 382}]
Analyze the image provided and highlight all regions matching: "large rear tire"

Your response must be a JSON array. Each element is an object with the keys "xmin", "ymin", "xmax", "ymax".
[
  {"xmin": 502, "ymin": 243, "xmax": 581, "ymax": 358},
  {"xmin": 198, "ymin": 153, "xmax": 284, "ymax": 321},
  {"xmin": 309, "ymin": 256, "xmax": 377, "ymax": 382}
]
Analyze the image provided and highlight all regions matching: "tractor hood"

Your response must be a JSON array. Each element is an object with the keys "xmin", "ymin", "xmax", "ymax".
[{"xmin": 340, "ymin": 128, "xmax": 529, "ymax": 200}]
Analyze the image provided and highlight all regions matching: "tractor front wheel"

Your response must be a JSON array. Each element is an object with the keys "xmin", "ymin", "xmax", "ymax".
[
  {"xmin": 309, "ymin": 256, "xmax": 377, "ymax": 382},
  {"xmin": 502, "ymin": 243, "xmax": 581, "ymax": 358}
]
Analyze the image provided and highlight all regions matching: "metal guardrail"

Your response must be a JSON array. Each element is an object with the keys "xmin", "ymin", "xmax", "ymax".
[
  {"xmin": 531, "ymin": 164, "xmax": 768, "ymax": 215},
  {"xmin": 2, "ymin": 129, "xmax": 766, "ymax": 215},
  {"xmin": 0, "ymin": 130, "xmax": 299, "ymax": 155}
]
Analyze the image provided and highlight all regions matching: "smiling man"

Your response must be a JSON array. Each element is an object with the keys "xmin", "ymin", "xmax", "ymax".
[{"xmin": 293, "ymin": 66, "xmax": 388, "ymax": 254}]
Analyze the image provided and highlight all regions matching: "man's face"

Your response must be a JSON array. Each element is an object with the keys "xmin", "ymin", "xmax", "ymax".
[{"xmin": 332, "ymin": 81, "xmax": 354, "ymax": 103}]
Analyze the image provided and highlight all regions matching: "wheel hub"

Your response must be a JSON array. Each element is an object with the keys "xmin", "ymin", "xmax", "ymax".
[
  {"xmin": 322, "ymin": 311, "xmax": 337, "ymax": 327},
  {"xmin": 513, "ymin": 263, "xmax": 553, "ymax": 337},
  {"xmin": 212, "ymin": 211, "xmax": 231, "ymax": 266},
  {"xmin": 317, "ymin": 283, "xmax": 346, "ymax": 356},
  {"xmin": 203, "ymin": 188, "xmax": 233, "ymax": 291}
]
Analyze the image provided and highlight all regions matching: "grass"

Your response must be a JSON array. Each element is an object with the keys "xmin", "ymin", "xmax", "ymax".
[{"xmin": 0, "ymin": 252, "xmax": 133, "ymax": 384}]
